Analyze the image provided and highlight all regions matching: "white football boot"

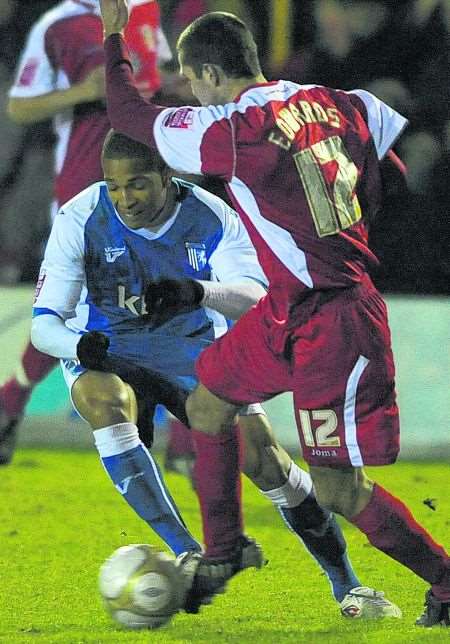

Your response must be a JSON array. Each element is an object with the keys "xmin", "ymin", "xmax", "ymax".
[{"xmin": 340, "ymin": 586, "xmax": 402, "ymax": 619}]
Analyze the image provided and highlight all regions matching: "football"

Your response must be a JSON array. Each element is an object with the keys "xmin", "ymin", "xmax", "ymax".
[{"xmin": 99, "ymin": 544, "xmax": 185, "ymax": 629}]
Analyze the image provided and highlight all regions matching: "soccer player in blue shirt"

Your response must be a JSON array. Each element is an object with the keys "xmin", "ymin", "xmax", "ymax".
[{"xmin": 31, "ymin": 130, "xmax": 399, "ymax": 617}]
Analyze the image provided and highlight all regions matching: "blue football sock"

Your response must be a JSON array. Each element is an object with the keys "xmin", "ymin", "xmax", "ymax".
[
  {"xmin": 263, "ymin": 463, "xmax": 360, "ymax": 602},
  {"xmin": 94, "ymin": 423, "xmax": 201, "ymax": 556}
]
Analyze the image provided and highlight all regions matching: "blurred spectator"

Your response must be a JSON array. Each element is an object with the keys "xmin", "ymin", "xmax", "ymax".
[
  {"xmin": 401, "ymin": 0, "xmax": 450, "ymax": 135},
  {"xmin": 0, "ymin": 0, "xmax": 54, "ymax": 283},
  {"xmin": 158, "ymin": 0, "xmax": 265, "ymax": 104},
  {"xmin": 161, "ymin": 0, "xmax": 260, "ymax": 49}
]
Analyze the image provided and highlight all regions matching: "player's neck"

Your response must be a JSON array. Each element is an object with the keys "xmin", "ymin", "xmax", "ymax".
[{"xmin": 226, "ymin": 74, "xmax": 267, "ymax": 102}]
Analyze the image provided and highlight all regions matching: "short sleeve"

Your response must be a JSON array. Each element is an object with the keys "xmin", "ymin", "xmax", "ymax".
[
  {"xmin": 207, "ymin": 202, "xmax": 268, "ymax": 286},
  {"xmin": 153, "ymin": 104, "xmax": 234, "ymax": 179},
  {"xmin": 9, "ymin": 21, "xmax": 55, "ymax": 98},
  {"xmin": 348, "ymin": 89, "xmax": 408, "ymax": 159}
]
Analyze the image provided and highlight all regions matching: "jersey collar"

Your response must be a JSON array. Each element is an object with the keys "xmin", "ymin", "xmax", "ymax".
[
  {"xmin": 233, "ymin": 80, "xmax": 279, "ymax": 103},
  {"xmin": 115, "ymin": 203, "xmax": 182, "ymax": 241}
]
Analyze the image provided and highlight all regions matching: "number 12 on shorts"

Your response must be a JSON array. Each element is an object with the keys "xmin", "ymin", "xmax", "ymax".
[{"xmin": 298, "ymin": 409, "xmax": 341, "ymax": 447}]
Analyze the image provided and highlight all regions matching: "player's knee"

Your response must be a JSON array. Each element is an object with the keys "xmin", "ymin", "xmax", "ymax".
[
  {"xmin": 310, "ymin": 466, "xmax": 373, "ymax": 518},
  {"xmin": 186, "ymin": 385, "xmax": 238, "ymax": 435},
  {"xmin": 72, "ymin": 372, "xmax": 134, "ymax": 428}
]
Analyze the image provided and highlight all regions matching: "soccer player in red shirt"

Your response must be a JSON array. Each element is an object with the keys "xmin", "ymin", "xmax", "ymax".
[
  {"xmin": 0, "ymin": 0, "xmax": 171, "ymax": 463},
  {"xmin": 99, "ymin": 2, "xmax": 449, "ymax": 625}
]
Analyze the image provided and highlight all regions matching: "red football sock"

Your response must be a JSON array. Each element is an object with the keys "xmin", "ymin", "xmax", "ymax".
[
  {"xmin": 166, "ymin": 418, "xmax": 194, "ymax": 456},
  {"xmin": 0, "ymin": 342, "xmax": 57, "ymax": 417},
  {"xmin": 351, "ymin": 483, "xmax": 450, "ymax": 601},
  {"xmin": 191, "ymin": 427, "xmax": 242, "ymax": 559}
]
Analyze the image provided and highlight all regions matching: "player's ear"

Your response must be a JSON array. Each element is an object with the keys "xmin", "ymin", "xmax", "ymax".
[
  {"xmin": 201, "ymin": 63, "xmax": 222, "ymax": 87},
  {"xmin": 161, "ymin": 165, "xmax": 173, "ymax": 188}
]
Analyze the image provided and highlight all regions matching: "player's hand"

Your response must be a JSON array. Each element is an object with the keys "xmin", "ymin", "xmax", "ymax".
[
  {"xmin": 144, "ymin": 278, "xmax": 205, "ymax": 327},
  {"xmin": 76, "ymin": 331, "xmax": 110, "ymax": 370},
  {"xmin": 100, "ymin": 0, "xmax": 129, "ymax": 38}
]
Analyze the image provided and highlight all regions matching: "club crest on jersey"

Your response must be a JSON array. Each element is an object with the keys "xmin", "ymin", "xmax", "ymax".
[
  {"xmin": 164, "ymin": 108, "xmax": 194, "ymax": 129},
  {"xmin": 185, "ymin": 242, "xmax": 207, "ymax": 271},
  {"xmin": 104, "ymin": 246, "xmax": 126, "ymax": 263}
]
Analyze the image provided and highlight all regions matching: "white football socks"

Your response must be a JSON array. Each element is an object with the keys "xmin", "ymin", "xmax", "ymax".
[
  {"xmin": 261, "ymin": 462, "xmax": 313, "ymax": 508},
  {"xmin": 93, "ymin": 422, "xmax": 141, "ymax": 457}
]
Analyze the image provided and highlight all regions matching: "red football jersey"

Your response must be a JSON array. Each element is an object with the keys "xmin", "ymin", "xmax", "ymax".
[{"xmin": 105, "ymin": 37, "xmax": 408, "ymax": 319}]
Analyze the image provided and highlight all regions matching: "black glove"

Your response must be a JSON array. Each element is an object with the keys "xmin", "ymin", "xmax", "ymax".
[
  {"xmin": 144, "ymin": 278, "xmax": 204, "ymax": 326},
  {"xmin": 76, "ymin": 331, "xmax": 110, "ymax": 370}
]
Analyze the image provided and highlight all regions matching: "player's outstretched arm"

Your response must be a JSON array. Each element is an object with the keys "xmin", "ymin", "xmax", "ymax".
[
  {"xmin": 143, "ymin": 277, "xmax": 266, "ymax": 327},
  {"xmin": 102, "ymin": 31, "xmax": 165, "ymax": 147},
  {"xmin": 101, "ymin": 0, "xmax": 174, "ymax": 150},
  {"xmin": 100, "ymin": 0, "xmax": 129, "ymax": 38}
]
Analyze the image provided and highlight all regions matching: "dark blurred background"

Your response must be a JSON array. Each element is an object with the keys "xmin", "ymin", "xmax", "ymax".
[{"xmin": 1, "ymin": 0, "xmax": 448, "ymax": 294}]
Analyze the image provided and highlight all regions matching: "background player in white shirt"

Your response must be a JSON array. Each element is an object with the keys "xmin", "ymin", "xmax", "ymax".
[
  {"xmin": 0, "ymin": 0, "xmax": 172, "ymax": 464},
  {"xmin": 32, "ymin": 129, "xmax": 388, "ymax": 616}
]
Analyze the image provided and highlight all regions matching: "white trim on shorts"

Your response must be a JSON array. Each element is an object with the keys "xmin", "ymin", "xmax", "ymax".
[{"xmin": 343, "ymin": 355, "xmax": 369, "ymax": 466}]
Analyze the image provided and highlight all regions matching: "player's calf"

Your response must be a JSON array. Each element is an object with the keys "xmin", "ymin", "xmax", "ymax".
[{"xmin": 309, "ymin": 465, "xmax": 374, "ymax": 519}]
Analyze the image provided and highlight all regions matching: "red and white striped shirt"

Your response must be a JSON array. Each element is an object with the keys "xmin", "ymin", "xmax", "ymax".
[
  {"xmin": 105, "ymin": 35, "xmax": 407, "ymax": 318},
  {"xmin": 9, "ymin": 1, "xmax": 171, "ymax": 208}
]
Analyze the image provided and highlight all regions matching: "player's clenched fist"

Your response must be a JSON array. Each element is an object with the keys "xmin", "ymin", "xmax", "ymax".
[
  {"xmin": 100, "ymin": 0, "xmax": 129, "ymax": 38},
  {"xmin": 144, "ymin": 278, "xmax": 205, "ymax": 326},
  {"xmin": 76, "ymin": 331, "xmax": 110, "ymax": 370}
]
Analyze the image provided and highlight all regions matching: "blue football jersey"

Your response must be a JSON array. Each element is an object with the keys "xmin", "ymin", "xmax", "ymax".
[{"xmin": 33, "ymin": 179, "xmax": 267, "ymax": 387}]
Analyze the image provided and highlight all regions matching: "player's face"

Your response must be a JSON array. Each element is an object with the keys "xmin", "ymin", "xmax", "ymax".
[
  {"xmin": 178, "ymin": 58, "xmax": 221, "ymax": 106},
  {"xmin": 103, "ymin": 158, "xmax": 172, "ymax": 231}
]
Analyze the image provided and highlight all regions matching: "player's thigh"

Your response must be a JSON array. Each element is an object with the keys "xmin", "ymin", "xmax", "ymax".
[
  {"xmin": 195, "ymin": 302, "xmax": 292, "ymax": 406},
  {"xmin": 291, "ymin": 287, "xmax": 399, "ymax": 468},
  {"xmin": 71, "ymin": 370, "xmax": 138, "ymax": 428},
  {"xmin": 185, "ymin": 382, "xmax": 240, "ymax": 435}
]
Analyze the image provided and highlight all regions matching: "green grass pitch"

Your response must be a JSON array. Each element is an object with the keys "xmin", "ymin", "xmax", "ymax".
[{"xmin": 0, "ymin": 448, "xmax": 448, "ymax": 643}]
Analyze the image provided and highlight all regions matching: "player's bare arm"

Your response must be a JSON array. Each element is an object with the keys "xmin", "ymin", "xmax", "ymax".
[
  {"xmin": 7, "ymin": 66, "xmax": 106, "ymax": 125},
  {"xmin": 100, "ymin": 0, "xmax": 129, "ymax": 38}
]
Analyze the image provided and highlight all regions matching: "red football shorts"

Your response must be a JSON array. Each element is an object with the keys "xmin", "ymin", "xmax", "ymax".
[{"xmin": 196, "ymin": 277, "xmax": 400, "ymax": 467}]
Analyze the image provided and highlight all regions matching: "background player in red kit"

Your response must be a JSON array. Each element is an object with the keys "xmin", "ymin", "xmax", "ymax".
[
  {"xmin": 0, "ymin": 0, "xmax": 171, "ymax": 463},
  {"xmin": 99, "ymin": 3, "xmax": 450, "ymax": 625}
]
